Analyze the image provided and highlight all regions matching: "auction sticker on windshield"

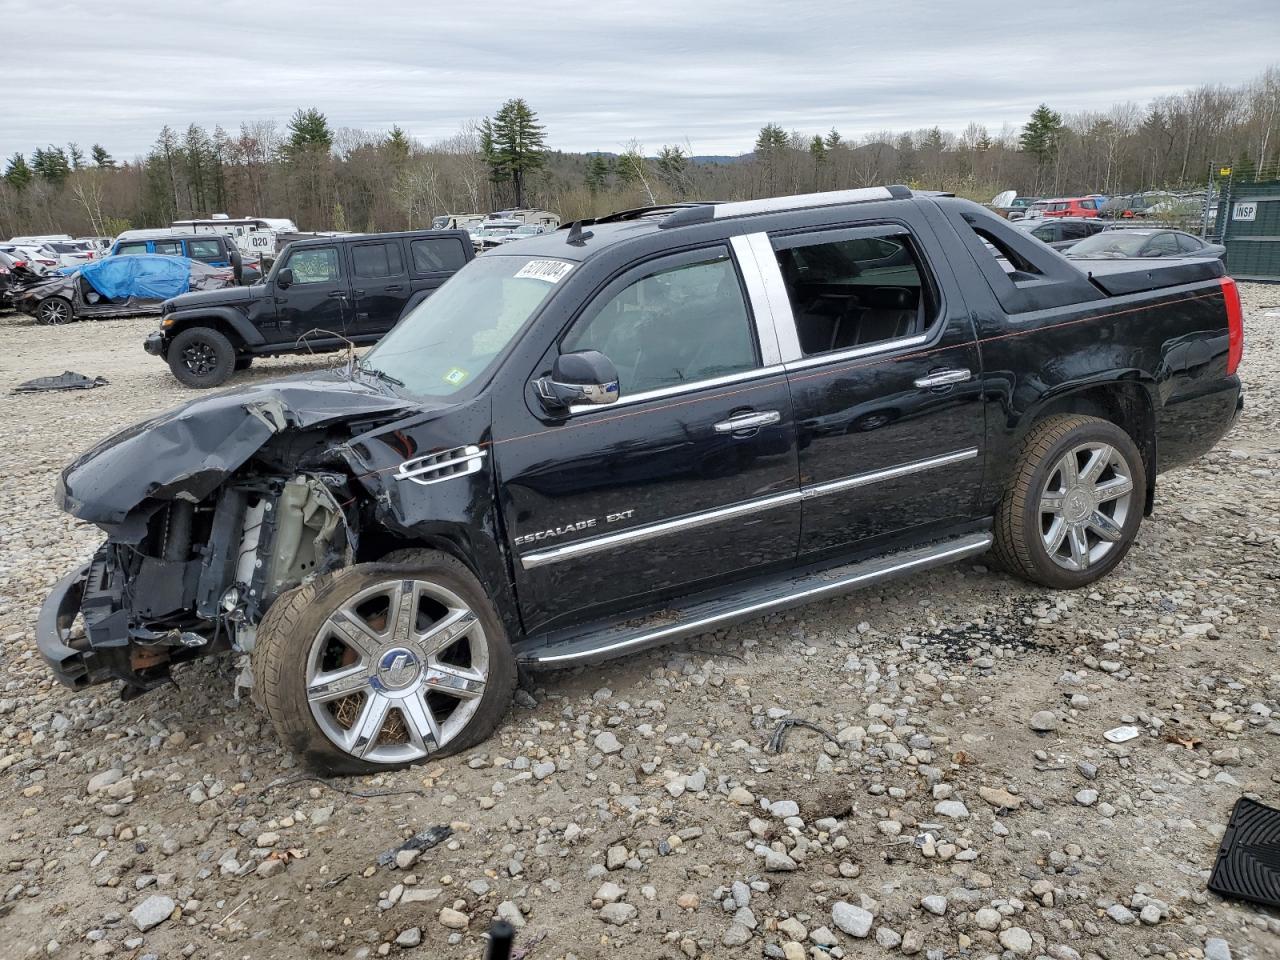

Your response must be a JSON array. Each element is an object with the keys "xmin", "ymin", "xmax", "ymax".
[{"xmin": 514, "ymin": 259, "xmax": 573, "ymax": 283}]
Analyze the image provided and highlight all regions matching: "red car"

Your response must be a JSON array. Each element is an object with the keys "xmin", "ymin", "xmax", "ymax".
[{"xmin": 1039, "ymin": 196, "xmax": 1104, "ymax": 219}]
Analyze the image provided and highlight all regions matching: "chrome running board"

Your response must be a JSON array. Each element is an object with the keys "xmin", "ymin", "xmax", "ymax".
[{"xmin": 515, "ymin": 531, "xmax": 993, "ymax": 667}]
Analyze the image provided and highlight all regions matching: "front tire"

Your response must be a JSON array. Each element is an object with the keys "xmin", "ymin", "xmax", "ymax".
[
  {"xmin": 168, "ymin": 326, "xmax": 236, "ymax": 388},
  {"xmin": 36, "ymin": 296, "xmax": 73, "ymax": 325},
  {"xmin": 993, "ymin": 414, "xmax": 1144, "ymax": 589},
  {"xmin": 252, "ymin": 552, "xmax": 517, "ymax": 775}
]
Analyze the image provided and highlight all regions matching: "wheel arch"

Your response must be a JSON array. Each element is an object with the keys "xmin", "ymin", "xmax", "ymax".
[
  {"xmin": 357, "ymin": 527, "xmax": 524, "ymax": 642},
  {"xmin": 166, "ymin": 309, "xmax": 265, "ymax": 351},
  {"xmin": 1000, "ymin": 379, "xmax": 1158, "ymax": 516}
]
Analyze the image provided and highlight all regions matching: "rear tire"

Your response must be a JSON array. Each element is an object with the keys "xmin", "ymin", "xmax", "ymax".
[
  {"xmin": 993, "ymin": 414, "xmax": 1144, "ymax": 589},
  {"xmin": 252, "ymin": 551, "xmax": 517, "ymax": 775},
  {"xmin": 168, "ymin": 326, "xmax": 236, "ymax": 388},
  {"xmin": 36, "ymin": 296, "xmax": 73, "ymax": 325}
]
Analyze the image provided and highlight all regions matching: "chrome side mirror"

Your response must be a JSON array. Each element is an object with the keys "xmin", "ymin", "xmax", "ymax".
[{"xmin": 536, "ymin": 350, "xmax": 619, "ymax": 412}]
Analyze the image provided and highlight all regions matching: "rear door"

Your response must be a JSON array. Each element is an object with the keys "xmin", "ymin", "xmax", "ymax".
[
  {"xmin": 185, "ymin": 236, "xmax": 230, "ymax": 267},
  {"xmin": 498, "ymin": 244, "xmax": 802, "ymax": 632},
  {"xmin": 408, "ymin": 235, "xmax": 470, "ymax": 309},
  {"xmin": 273, "ymin": 244, "xmax": 348, "ymax": 344},
  {"xmin": 758, "ymin": 219, "xmax": 986, "ymax": 558},
  {"xmin": 349, "ymin": 238, "xmax": 411, "ymax": 339}
]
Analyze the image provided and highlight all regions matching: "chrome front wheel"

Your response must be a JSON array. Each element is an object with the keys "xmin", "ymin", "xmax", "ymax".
[
  {"xmin": 306, "ymin": 579, "xmax": 490, "ymax": 765},
  {"xmin": 1038, "ymin": 442, "xmax": 1134, "ymax": 572}
]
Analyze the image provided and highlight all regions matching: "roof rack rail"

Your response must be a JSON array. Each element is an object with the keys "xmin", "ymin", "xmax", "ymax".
[
  {"xmin": 556, "ymin": 203, "xmax": 718, "ymax": 232},
  {"xmin": 660, "ymin": 185, "xmax": 912, "ymax": 229}
]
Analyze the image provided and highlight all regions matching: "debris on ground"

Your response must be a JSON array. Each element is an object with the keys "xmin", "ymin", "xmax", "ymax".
[{"xmin": 12, "ymin": 370, "xmax": 108, "ymax": 392}]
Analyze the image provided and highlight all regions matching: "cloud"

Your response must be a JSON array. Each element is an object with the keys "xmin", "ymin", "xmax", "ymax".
[{"xmin": 1, "ymin": 0, "xmax": 1274, "ymax": 160}]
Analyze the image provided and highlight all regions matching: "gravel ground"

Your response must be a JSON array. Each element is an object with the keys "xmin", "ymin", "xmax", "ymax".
[{"xmin": 0, "ymin": 291, "xmax": 1277, "ymax": 960}]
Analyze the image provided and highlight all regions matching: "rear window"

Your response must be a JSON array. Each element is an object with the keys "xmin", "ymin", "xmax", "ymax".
[
  {"xmin": 117, "ymin": 242, "xmax": 149, "ymax": 256},
  {"xmin": 352, "ymin": 241, "xmax": 405, "ymax": 278},
  {"xmin": 411, "ymin": 237, "xmax": 467, "ymax": 273},
  {"xmin": 154, "ymin": 241, "xmax": 182, "ymax": 256},
  {"xmin": 187, "ymin": 239, "xmax": 223, "ymax": 260}
]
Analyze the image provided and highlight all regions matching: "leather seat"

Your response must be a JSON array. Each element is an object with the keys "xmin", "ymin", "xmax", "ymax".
[{"xmin": 834, "ymin": 286, "xmax": 919, "ymax": 348}]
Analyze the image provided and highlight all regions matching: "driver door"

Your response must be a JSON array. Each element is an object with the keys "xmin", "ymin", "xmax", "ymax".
[
  {"xmin": 273, "ymin": 245, "xmax": 349, "ymax": 344},
  {"xmin": 497, "ymin": 245, "xmax": 802, "ymax": 633}
]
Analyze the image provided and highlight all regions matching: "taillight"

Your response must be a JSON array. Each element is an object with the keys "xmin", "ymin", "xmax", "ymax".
[
  {"xmin": 1220, "ymin": 276, "xmax": 1243, "ymax": 376},
  {"xmin": 12, "ymin": 260, "xmax": 26, "ymax": 268}
]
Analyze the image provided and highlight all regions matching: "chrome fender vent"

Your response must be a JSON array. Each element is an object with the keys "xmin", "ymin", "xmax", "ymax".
[{"xmin": 394, "ymin": 445, "xmax": 487, "ymax": 486}]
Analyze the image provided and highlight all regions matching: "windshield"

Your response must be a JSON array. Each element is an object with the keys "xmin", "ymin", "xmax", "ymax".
[
  {"xmin": 359, "ymin": 254, "xmax": 570, "ymax": 397},
  {"xmin": 1068, "ymin": 233, "xmax": 1149, "ymax": 257}
]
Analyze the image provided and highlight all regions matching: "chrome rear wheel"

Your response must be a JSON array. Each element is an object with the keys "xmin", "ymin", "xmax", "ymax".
[{"xmin": 1038, "ymin": 442, "xmax": 1134, "ymax": 572}]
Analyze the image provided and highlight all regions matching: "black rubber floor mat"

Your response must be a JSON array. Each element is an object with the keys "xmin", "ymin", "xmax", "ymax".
[{"xmin": 1209, "ymin": 797, "xmax": 1280, "ymax": 908}]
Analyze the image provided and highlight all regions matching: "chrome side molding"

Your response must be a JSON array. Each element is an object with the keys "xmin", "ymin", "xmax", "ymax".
[{"xmin": 518, "ymin": 448, "xmax": 978, "ymax": 569}]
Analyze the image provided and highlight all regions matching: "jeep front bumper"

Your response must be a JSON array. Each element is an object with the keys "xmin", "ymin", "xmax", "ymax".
[{"xmin": 143, "ymin": 330, "xmax": 166, "ymax": 356}]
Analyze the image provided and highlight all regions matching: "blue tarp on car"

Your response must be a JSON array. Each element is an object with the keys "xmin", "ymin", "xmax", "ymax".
[{"xmin": 75, "ymin": 255, "xmax": 198, "ymax": 300}]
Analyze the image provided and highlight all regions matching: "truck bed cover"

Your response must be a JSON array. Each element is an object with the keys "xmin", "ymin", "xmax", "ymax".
[{"xmin": 1072, "ymin": 256, "xmax": 1224, "ymax": 296}]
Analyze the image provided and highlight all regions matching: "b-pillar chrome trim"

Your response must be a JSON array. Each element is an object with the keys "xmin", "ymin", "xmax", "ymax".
[{"xmin": 518, "ymin": 447, "xmax": 979, "ymax": 570}]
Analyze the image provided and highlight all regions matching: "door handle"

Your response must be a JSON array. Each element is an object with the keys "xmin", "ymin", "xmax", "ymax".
[
  {"xmin": 353, "ymin": 288, "xmax": 366, "ymax": 295},
  {"xmin": 714, "ymin": 410, "xmax": 781, "ymax": 434},
  {"xmin": 328, "ymin": 291, "xmax": 347, "ymax": 299},
  {"xmin": 914, "ymin": 369, "xmax": 970, "ymax": 389},
  {"xmin": 385, "ymin": 284, "xmax": 404, "ymax": 292}
]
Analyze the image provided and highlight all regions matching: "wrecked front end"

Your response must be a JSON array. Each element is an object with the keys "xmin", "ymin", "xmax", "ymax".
[{"xmin": 37, "ymin": 379, "xmax": 416, "ymax": 698}]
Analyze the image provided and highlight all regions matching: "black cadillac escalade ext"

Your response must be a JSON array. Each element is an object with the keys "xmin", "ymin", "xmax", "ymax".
[{"xmin": 39, "ymin": 187, "xmax": 1244, "ymax": 773}]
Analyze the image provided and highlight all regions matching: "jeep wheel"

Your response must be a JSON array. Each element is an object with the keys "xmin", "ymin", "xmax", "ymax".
[
  {"xmin": 252, "ymin": 552, "xmax": 516, "ymax": 775},
  {"xmin": 169, "ymin": 327, "xmax": 236, "ymax": 388},
  {"xmin": 993, "ymin": 414, "xmax": 1144, "ymax": 589},
  {"xmin": 36, "ymin": 296, "xmax": 73, "ymax": 325}
]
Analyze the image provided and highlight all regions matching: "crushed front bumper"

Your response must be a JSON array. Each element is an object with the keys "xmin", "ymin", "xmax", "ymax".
[
  {"xmin": 143, "ymin": 331, "xmax": 166, "ymax": 356},
  {"xmin": 36, "ymin": 564, "xmax": 94, "ymax": 690}
]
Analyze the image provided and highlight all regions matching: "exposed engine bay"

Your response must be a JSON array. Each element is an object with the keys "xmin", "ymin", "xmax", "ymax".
[{"xmin": 40, "ymin": 378, "xmax": 435, "ymax": 698}]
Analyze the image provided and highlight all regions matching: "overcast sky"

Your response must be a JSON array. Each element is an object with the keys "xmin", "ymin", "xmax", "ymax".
[{"xmin": 2, "ymin": 0, "xmax": 1276, "ymax": 162}]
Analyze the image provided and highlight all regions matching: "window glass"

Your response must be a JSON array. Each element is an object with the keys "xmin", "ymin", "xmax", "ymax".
[
  {"xmin": 563, "ymin": 252, "xmax": 758, "ymax": 395},
  {"xmin": 187, "ymin": 239, "xmax": 222, "ymax": 260},
  {"xmin": 1176, "ymin": 233, "xmax": 1202, "ymax": 253},
  {"xmin": 285, "ymin": 247, "xmax": 340, "ymax": 284},
  {"xmin": 116, "ymin": 242, "xmax": 149, "ymax": 256},
  {"xmin": 362, "ymin": 255, "xmax": 562, "ymax": 398},
  {"xmin": 1032, "ymin": 226, "xmax": 1055, "ymax": 242},
  {"xmin": 352, "ymin": 241, "xmax": 405, "ymax": 278},
  {"xmin": 1146, "ymin": 233, "xmax": 1179, "ymax": 256},
  {"xmin": 411, "ymin": 238, "xmax": 467, "ymax": 273},
  {"xmin": 774, "ymin": 232, "xmax": 933, "ymax": 356},
  {"xmin": 154, "ymin": 241, "xmax": 182, "ymax": 256}
]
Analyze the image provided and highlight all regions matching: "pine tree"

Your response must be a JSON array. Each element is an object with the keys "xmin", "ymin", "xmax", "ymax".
[
  {"xmin": 91, "ymin": 144, "xmax": 116, "ymax": 169},
  {"xmin": 809, "ymin": 135, "xmax": 828, "ymax": 163},
  {"xmin": 655, "ymin": 145, "xmax": 690, "ymax": 195},
  {"xmin": 332, "ymin": 201, "xmax": 348, "ymax": 232},
  {"xmin": 67, "ymin": 142, "xmax": 86, "ymax": 170},
  {"xmin": 3, "ymin": 153, "xmax": 33, "ymax": 190},
  {"xmin": 32, "ymin": 146, "xmax": 71, "ymax": 184},
  {"xmin": 480, "ymin": 98, "xmax": 546, "ymax": 208},
  {"xmin": 584, "ymin": 153, "xmax": 610, "ymax": 193},
  {"xmin": 386, "ymin": 125, "xmax": 412, "ymax": 166},
  {"xmin": 824, "ymin": 127, "xmax": 843, "ymax": 151},
  {"xmin": 286, "ymin": 108, "xmax": 333, "ymax": 155},
  {"xmin": 754, "ymin": 123, "xmax": 789, "ymax": 153},
  {"xmin": 1019, "ymin": 104, "xmax": 1063, "ymax": 166}
]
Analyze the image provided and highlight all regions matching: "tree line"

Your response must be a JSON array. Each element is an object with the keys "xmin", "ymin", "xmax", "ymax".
[{"xmin": 2, "ymin": 67, "xmax": 1278, "ymax": 238}]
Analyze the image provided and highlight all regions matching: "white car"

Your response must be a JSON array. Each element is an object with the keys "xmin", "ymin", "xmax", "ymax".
[
  {"xmin": 45, "ymin": 240, "xmax": 99, "ymax": 269},
  {"xmin": 0, "ymin": 243, "xmax": 61, "ymax": 275}
]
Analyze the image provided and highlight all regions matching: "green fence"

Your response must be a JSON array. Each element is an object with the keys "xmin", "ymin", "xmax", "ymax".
[{"xmin": 1214, "ymin": 176, "xmax": 1280, "ymax": 282}]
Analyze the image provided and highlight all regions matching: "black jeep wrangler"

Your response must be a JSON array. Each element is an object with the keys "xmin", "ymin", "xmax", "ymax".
[
  {"xmin": 145, "ymin": 230, "xmax": 473, "ymax": 388},
  {"xmin": 40, "ymin": 187, "xmax": 1243, "ymax": 774}
]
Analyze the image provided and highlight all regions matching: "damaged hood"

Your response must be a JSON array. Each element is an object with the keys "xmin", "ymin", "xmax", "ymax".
[
  {"xmin": 59, "ymin": 376, "xmax": 417, "ymax": 530},
  {"xmin": 165, "ymin": 284, "xmax": 261, "ymax": 312}
]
